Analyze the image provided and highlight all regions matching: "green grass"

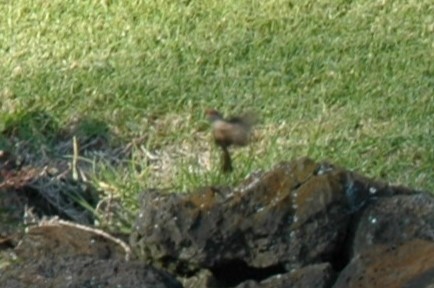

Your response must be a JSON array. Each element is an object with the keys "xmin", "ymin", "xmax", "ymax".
[{"xmin": 1, "ymin": 0, "xmax": 433, "ymax": 222}]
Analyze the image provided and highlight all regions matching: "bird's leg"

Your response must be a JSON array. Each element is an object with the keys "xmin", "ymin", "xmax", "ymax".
[{"xmin": 220, "ymin": 146, "xmax": 233, "ymax": 173}]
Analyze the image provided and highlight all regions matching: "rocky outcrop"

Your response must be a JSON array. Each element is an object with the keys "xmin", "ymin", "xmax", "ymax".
[
  {"xmin": 130, "ymin": 158, "xmax": 351, "ymax": 277},
  {"xmin": 1, "ymin": 156, "xmax": 433, "ymax": 287},
  {"xmin": 130, "ymin": 157, "xmax": 433, "ymax": 287},
  {"xmin": 0, "ymin": 220, "xmax": 182, "ymax": 288},
  {"xmin": 352, "ymin": 193, "xmax": 434, "ymax": 252},
  {"xmin": 235, "ymin": 263, "xmax": 336, "ymax": 288},
  {"xmin": 333, "ymin": 192, "xmax": 434, "ymax": 287},
  {"xmin": 333, "ymin": 239, "xmax": 434, "ymax": 288}
]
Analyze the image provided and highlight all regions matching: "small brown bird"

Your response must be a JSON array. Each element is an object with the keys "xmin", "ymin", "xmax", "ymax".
[{"xmin": 205, "ymin": 109, "xmax": 256, "ymax": 172}]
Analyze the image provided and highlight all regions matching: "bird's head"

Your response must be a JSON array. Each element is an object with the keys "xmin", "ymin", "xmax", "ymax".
[{"xmin": 204, "ymin": 109, "xmax": 223, "ymax": 122}]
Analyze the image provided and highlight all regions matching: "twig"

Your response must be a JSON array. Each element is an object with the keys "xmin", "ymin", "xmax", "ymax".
[
  {"xmin": 72, "ymin": 136, "xmax": 79, "ymax": 181},
  {"xmin": 38, "ymin": 218, "xmax": 132, "ymax": 261}
]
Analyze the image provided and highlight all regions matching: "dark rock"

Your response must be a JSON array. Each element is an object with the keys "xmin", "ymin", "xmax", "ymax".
[
  {"xmin": 331, "ymin": 192, "xmax": 434, "ymax": 287},
  {"xmin": 130, "ymin": 158, "xmax": 362, "ymax": 285},
  {"xmin": 1, "ymin": 256, "xmax": 182, "ymax": 288},
  {"xmin": 130, "ymin": 157, "xmax": 432, "ymax": 286},
  {"xmin": 1, "ymin": 220, "xmax": 182, "ymax": 288},
  {"xmin": 333, "ymin": 239, "xmax": 434, "ymax": 288},
  {"xmin": 236, "ymin": 263, "xmax": 336, "ymax": 288},
  {"xmin": 352, "ymin": 193, "xmax": 434, "ymax": 254},
  {"xmin": 15, "ymin": 221, "xmax": 128, "ymax": 260}
]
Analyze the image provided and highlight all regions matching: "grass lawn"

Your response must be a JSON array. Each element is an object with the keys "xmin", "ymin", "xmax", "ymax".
[{"xmin": 1, "ymin": 0, "xmax": 433, "ymax": 222}]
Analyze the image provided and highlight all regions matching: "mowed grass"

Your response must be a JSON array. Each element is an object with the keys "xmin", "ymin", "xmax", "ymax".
[{"xmin": 1, "ymin": 0, "xmax": 433, "ymax": 213}]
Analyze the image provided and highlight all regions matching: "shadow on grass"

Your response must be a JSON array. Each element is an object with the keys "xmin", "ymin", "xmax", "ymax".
[
  {"xmin": 1, "ymin": 108, "xmax": 120, "ymax": 155},
  {"xmin": 0, "ymin": 109, "xmax": 131, "ymax": 230}
]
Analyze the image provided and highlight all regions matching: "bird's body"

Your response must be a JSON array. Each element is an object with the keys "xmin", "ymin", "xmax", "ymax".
[{"xmin": 205, "ymin": 109, "xmax": 256, "ymax": 172}]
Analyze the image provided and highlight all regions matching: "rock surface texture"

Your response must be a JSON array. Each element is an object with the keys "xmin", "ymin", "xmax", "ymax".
[
  {"xmin": 1, "ymin": 156, "xmax": 433, "ymax": 287},
  {"xmin": 131, "ymin": 157, "xmax": 434, "ymax": 287}
]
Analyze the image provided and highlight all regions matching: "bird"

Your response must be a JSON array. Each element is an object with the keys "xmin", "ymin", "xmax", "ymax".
[{"xmin": 205, "ymin": 109, "xmax": 256, "ymax": 173}]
